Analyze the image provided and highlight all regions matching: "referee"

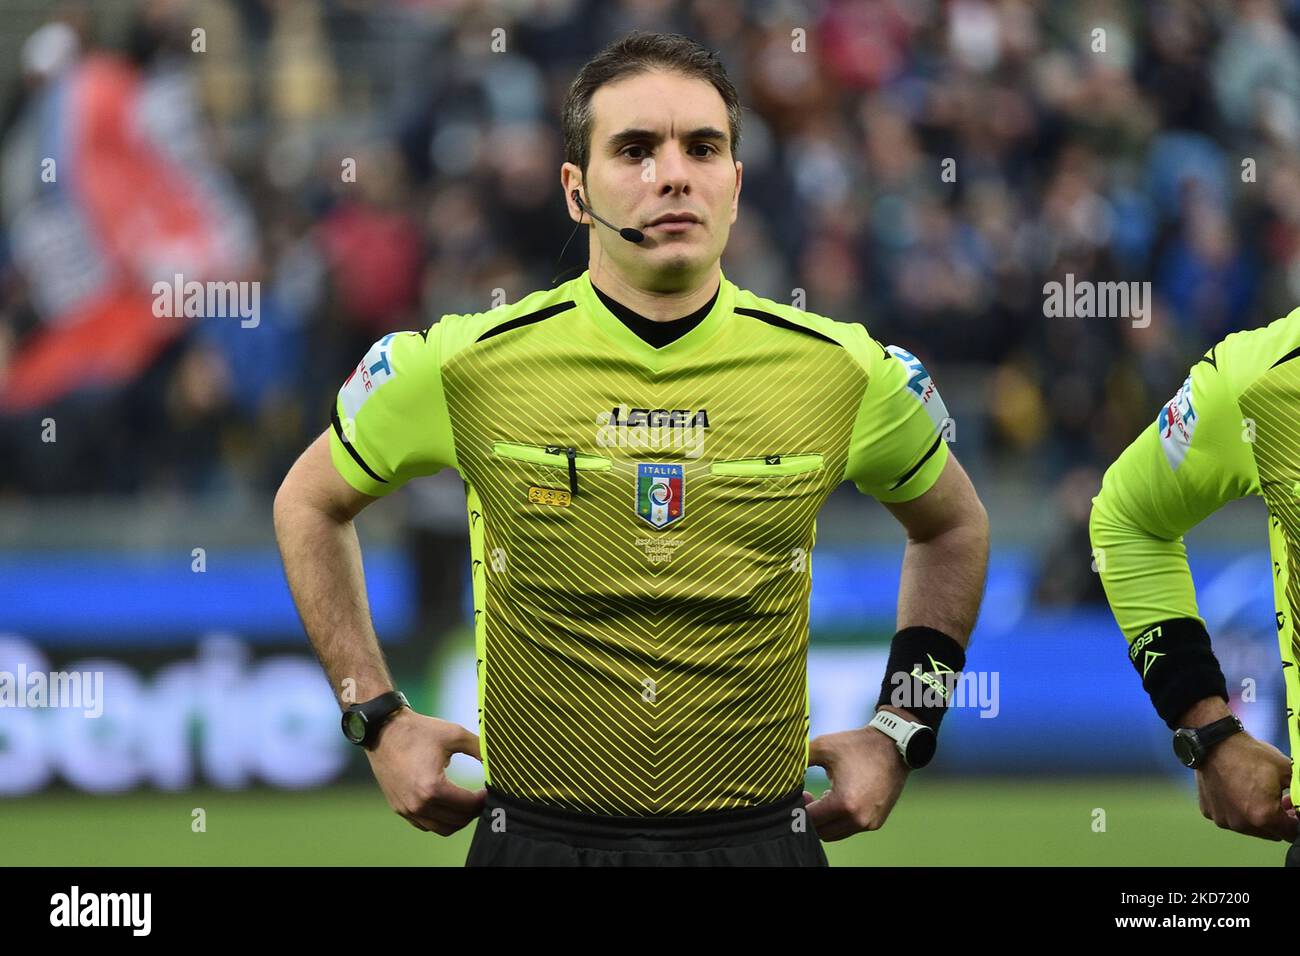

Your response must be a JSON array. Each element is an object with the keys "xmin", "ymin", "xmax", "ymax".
[
  {"xmin": 274, "ymin": 31, "xmax": 989, "ymax": 866},
  {"xmin": 1090, "ymin": 311, "xmax": 1300, "ymax": 864}
]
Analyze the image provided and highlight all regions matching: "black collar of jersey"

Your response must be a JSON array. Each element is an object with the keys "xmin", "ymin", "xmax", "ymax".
[{"xmin": 591, "ymin": 280, "xmax": 721, "ymax": 349}]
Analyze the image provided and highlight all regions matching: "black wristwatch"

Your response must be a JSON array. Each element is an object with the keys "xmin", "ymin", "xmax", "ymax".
[
  {"xmin": 341, "ymin": 690, "xmax": 410, "ymax": 749},
  {"xmin": 1172, "ymin": 715, "xmax": 1244, "ymax": 769}
]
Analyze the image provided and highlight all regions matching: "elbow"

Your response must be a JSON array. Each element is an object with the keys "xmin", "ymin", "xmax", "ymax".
[
  {"xmin": 272, "ymin": 461, "xmax": 307, "ymax": 539},
  {"xmin": 971, "ymin": 493, "xmax": 990, "ymax": 540},
  {"xmin": 272, "ymin": 474, "xmax": 294, "ymax": 542},
  {"xmin": 923, "ymin": 495, "xmax": 989, "ymax": 553},
  {"xmin": 1087, "ymin": 489, "xmax": 1131, "ymax": 579},
  {"xmin": 1086, "ymin": 490, "xmax": 1110, "ymax": 554},
  {"xmin": 955, "ymin": 485, "xmax": 990, "ymax": 549},
  {"xmin": 970, "ymin": 498, "xmax": 991, "ymax": 563}
]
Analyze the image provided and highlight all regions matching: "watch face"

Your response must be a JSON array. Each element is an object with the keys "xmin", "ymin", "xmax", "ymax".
[
  {"xmin": 906, "ymin": 727, "xmax": 937, "ymax": 769},
  {"xmin": 1172, "ymin": 729, "xmax": 1199, "ymax": 768},
  {"xmin": 343, "ymin": 710, "xmax": 367, "ymax": 744}
]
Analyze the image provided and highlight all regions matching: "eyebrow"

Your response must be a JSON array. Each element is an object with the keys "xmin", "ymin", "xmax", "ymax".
[{"xmin": 605, "ymin": 127, "xmax": 729, "ymax": 152}]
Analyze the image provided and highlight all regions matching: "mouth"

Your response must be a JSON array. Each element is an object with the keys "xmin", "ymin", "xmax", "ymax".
[
  {"xmin": 646, "ymin": 213, "xmax": 701, "ymax": 229},
  {"xmin": 646, "ymin": 216, "xmax": 701, "ymax": 235},
  {"xmin": 649, "ymin": 221, "xmax": 697, "ymax": 234}
]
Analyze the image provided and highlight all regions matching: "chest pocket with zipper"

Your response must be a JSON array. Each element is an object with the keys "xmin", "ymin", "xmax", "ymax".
[
  {"xmin": 702, "ymin": 452, "xmax": 827, "ymax": 555},
  {"xmin": 491, "ymin": 441, "xmax": 612, "ymax": 497},
  {"xmin": 709, "ymin": 453, "xmax": 824, "ymax": 478}
]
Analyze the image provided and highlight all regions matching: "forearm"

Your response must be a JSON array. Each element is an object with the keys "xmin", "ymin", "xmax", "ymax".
[
  {"xmin": 273, "ymin": 497, "xmax": 395, "ymax": 706},
  {"xmin": 895, "ymin": 517, "xmax": 988, "ymax": 644},
  {"xmin": 1088, "ymin": 505, "xmax": 1203, "ymax": 640}
]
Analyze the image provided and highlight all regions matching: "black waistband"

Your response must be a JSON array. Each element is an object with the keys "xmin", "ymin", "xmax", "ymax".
[{"xmin": 483, "ymin": 786, "xmax": 806, "ymax": 844}]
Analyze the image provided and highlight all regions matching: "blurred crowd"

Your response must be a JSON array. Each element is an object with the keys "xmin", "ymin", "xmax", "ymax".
[{"xmin": 2, "ymin": 0, "xmax": 1299, "ymax": 544}]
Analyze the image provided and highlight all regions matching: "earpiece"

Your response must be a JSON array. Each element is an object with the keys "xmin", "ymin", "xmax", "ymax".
[{"xmin": 565, "ymin": 188, "xmax": 643, "ymax": 243}]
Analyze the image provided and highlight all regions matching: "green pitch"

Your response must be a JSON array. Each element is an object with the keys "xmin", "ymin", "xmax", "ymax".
[{"xmin": 0, "ymin": 778, "xmax": 1286, "ymax": 866}]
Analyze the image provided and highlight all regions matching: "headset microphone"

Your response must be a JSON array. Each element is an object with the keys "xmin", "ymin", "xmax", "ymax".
[
  {"xmin": 549, "ymin": 189, "xmax": 646, "ymax": 285},
  {"xmin": 572, "ymin": 190, "xmax": 645, "ymax": 243}
]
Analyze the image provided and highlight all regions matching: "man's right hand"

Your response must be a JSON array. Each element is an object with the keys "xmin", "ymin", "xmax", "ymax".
[
  {"xmin": 364, "ymin": 709, "xmax": 487, "ymax": 835},
  {"xmin": 1193, "ymin": 723, "xmax": 1298, "ymax": 843}
]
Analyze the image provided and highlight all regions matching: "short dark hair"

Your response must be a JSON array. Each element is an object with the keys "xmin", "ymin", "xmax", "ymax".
[{"xmin": 561, "ymin": 31, "xmax": 742, "ymax": 177}]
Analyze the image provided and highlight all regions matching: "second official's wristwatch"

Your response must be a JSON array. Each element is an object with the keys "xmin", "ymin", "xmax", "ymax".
[
  {"xmin": 868, "ymin": 709, "xmax": 937, "ymax": 769},
  {"xmin": 341, "ymin": 690, "xmax": 410, "ymax": 749},
  {"xmin": 1172, "ymin": 714, "xmax": 1244, "ymax": 769}
]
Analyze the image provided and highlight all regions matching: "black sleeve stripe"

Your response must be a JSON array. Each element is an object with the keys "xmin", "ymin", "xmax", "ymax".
[
  {"xmin": 1269, "ymin": 344, "xmax": 1300, "ymax": 370},
  {"xmin": 475, "ymin": 301, "xmax": 576, "ymax": 343},
  {"xmin": 734, "ymin": 306, "xmax": 842, "ymax": 346},
  {"xmin": 888, "ymin": 434, "xmax": 943, "ymax": 491},
  {"xmin": 331, "ymin": 404, "xmax": 388, "ymax": 484}
]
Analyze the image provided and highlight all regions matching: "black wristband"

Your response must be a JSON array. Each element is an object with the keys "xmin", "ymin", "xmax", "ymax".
[
  {"xmin": 1128, "ymin": 617, "xmax": 1228, "ymax": 730},
  {"xmin": 876, "ymin": 626, "xmax": 968, "ymax": 732}
]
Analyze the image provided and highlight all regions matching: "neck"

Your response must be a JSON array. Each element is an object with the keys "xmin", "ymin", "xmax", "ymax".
[{"xmin": 587, "ymin": 261, "xmax": 721, "ymax": 323}]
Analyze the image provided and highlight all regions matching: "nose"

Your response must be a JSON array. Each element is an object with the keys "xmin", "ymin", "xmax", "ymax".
[{"xmin": 654, "ymin": 142, "xmax": 692, "ymax": 197}]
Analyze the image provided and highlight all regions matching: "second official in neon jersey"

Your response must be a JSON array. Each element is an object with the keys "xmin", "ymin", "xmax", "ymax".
[{"xmin": 1091, "ymin": 310, "xmax": 1300, "ymax": 863}]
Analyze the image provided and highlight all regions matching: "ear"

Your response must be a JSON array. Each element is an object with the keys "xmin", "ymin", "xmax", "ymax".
[
  {"xmin": 561, "ymin": 162, "xmax": 586, "ymax": 223},
  {"xmin": 730, "ymin": 160, "xmax": 743, "ymax": 225}
]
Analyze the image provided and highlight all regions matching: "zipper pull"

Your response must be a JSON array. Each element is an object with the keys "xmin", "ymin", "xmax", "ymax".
[
  {"xmin": 544, "ymin": 445, "xmax": 579, "ymax": 496},
  {"xmin": 565, "ymin": 446, "xmax": 578, "ymax": 496}
]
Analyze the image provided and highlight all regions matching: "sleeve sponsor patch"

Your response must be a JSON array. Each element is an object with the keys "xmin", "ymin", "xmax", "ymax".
[
  {"xmin": 339, "ymin": 332, "xmax": 398, "ymax": 421},
  {"xmin": 1156, "ymin": 373, "xmax": 1196, "ymax": 471},
  {"xmin": 886, "ymin": 344, "xmax": 950, "ymax": 434}
]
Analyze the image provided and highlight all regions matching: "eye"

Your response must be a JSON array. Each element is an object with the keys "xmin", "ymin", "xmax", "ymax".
[{"xmin": 620, "ymin": 143, "xmax": 719, "ymax": 160}]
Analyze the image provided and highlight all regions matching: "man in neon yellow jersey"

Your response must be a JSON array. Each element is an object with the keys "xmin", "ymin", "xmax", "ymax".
[
  {"xmin": 275, "ymin": 31, "xmax": 988, "ymax": 866},
  {"xmin": 1091, "ymin": 311, "xmax": 1300, "ymax": 864}
]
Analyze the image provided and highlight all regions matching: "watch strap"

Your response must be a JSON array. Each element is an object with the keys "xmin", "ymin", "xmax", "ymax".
[
  {"xmin": 343, "ymin": 690, "xmax": 409, "ymax": 748},
  {"xmin": 1194, "ymin": 714, "xmax": 1244, "ymax": 750},
  {"xmin": 868, "ymin": 710, "xmax": 934, "ymax": 768},
  {"xmin": 1174, "ymin": 714, "xmax": 1243, "ymax": 768}
]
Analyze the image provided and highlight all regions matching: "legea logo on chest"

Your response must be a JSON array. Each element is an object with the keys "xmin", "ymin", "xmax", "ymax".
[{"xmin": 595, "ymin": 403, "xmax": 709, "ymax": 458}]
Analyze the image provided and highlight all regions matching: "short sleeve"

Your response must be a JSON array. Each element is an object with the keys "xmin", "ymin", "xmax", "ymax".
[
  {"xmin": 328, "ymin": 324, "xmax": 457, "ymax": 496},
  {"xmin": 843, "ymin": 337, "xmax": 951, "ymax": 502}
]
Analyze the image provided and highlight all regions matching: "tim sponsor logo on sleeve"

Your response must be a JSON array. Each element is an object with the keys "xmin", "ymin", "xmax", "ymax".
[
  {"xmin": 886, "ymin": 345, "xmax": 951, "ymax": 433},
  {"xmin": 1156, "ymin": 373, "xmax": 1197, "ymax": 470},
  {"xmin": 50, "ymin": 886, "xmax": 151, "ymax": 936}
]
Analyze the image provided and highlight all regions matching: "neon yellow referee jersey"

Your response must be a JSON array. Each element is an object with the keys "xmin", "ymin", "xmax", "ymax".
[
  {"xmin": 1091, "ymin": 308, "xmax": 1300, "ymax": 797},
  {"xmin": 328, "ymin": 269, "xmax": 951, "ymax": 814}
]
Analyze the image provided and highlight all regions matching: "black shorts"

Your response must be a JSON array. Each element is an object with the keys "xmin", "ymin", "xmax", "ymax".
[
  {"xmin": 1288, "ymin": 834, "xmax": 1300, "ymax": 868},
  {"xmin": 464, "ymin": 785, "xmax": 829, "ymax": 867}
]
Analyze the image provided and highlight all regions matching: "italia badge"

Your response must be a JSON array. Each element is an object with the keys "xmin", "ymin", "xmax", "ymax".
[{"xmin": 636, "ymin": 463, "xmax": 683, "ymax": 529}]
